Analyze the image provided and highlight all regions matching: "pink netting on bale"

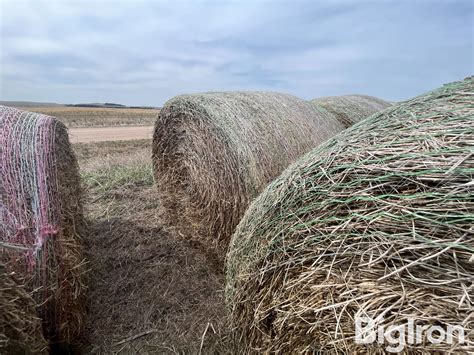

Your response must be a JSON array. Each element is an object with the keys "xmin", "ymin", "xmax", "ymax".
[{"xmin": 0, "ymin": 106, "xmax": 87, "ymax": 347}]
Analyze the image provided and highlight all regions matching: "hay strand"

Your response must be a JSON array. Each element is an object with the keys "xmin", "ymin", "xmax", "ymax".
[{"xmin": 0, "ymin": 264, "xmax": 48, "ymax": 354}]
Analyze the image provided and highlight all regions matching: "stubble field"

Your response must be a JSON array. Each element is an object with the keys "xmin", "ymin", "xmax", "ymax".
[{"xmin": 20, "ymin": 106, "xmax": 159, "ymax": 127}]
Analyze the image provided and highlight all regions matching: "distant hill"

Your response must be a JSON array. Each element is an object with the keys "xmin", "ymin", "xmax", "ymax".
[
  {"xmin": 67, "ymin": 102, "xmax": 127, "ymax": 108},
  {"xmin": 67, "ymin": 103, "xmax": 158, "ymax": 109},
  {"xmin": 0, "ymin": 100, "xmax": 63, "ymax": 108}
]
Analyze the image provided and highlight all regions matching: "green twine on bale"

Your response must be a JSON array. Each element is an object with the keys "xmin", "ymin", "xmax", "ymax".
[
  {"xmin": 152, "ymin": 91, "xmax": 345, "ymax": 259},
  {"xmin": 226, "ymin": 77, "xmax": 474, "ymax": 353},
  {"xmin": 310, "ymin": 94, "xmax": 392, "ymax": 128}
]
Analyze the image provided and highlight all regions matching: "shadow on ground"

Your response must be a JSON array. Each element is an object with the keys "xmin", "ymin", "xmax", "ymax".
[{"xmin": 82, "ymin": 186, "xmax": 230, "ymax": 353}]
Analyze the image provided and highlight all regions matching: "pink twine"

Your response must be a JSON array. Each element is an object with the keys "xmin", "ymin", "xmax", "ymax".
[{"xmin": 0, "ymin": 106, "xmax": 62, "ymax": 270}]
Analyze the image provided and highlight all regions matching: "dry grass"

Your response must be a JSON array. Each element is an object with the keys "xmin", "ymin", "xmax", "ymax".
[
  {"xmin": 75, "ymin": 139, "xmax": 231, "ymax": 353},
  {"xmin": 20, "ymin": 106, "xmax": 159, "ymax": 128},
  {"xmin": 311, "ymin": 94, "xmax": 391, "ymax": 127},
  {"xmin": 0, "ymin": 264, "xmax": 48, "ymax": 354},
  {"xmin": 152, "ymin": 92, "xmax": 343, "ymax": 259},
  {"xmin": 226, "ymin": 77, "xmax": 474, "ymax": 353}
]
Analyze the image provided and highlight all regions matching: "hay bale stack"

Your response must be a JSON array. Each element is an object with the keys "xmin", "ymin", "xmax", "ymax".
[
  {"xmin": 0, "ymin": 263, "xmax": 48, "ymax": 354},
  {"xmin": 0, "ymin": 106, "xmax": 87, "ymax": 346},
  {"xmin": 311, "ymin": 94, "xmax": 391, "ymax": 127},
  {"xmin": 152, "ymin": 92, "xmax": 344, "ymax": 254},
  {"xmin": 226, "ymin": 77, "xmax": 474, "ymax": 353}
]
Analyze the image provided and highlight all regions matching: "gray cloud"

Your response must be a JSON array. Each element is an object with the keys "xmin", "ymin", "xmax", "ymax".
[{"xmin": 1, "ymin": 0, "xmax": 472, "ymax": 106}]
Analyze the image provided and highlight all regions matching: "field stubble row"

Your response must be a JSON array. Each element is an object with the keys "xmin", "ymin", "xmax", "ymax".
[{"xmin": 20, "ymin": 106, "xmax": 159, "ymax": 128}]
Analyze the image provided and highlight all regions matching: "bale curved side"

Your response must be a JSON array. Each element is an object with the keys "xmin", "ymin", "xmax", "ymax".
[
  {"xmin": 0, "ymin": 106, "xmax": 87, "ymax": 346},
  {"xmin": 0, "ymin": 264, "xmax": 48, "ymax": 354},
  {"xmin": 311, "ymin": 94, "xmax": 391, "ymax": 127},
  {"xmin": 152, "ymin": 92, "xmax": 344, "ymax": 255},
  {"xmin": 227, "ymin": 77, "xmax": 474, "ymax": 353}
]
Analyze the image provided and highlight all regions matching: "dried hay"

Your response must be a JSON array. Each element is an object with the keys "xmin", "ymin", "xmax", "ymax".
[
  {"xmin": 0, "ymin": 263, "xmax": 48, "ymax": 354},
  {"xmin": 152, "ymin": 92, "xmax": 344, "ymax": 256},
  {"xmin": 226, "ymin": 77, "xmax": 474, "ymax": 353},
  {"xmin": 0, "ymin": 106, "xmax": 87, "ymax": 347},
  {"xmin": 311, "ymin": 94, "xmax": 391, "ymax": 128}
]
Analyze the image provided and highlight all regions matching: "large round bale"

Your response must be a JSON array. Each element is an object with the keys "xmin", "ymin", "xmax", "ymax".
[
  {"xmin": 0, "ymin": 106, "xmax": 87, "ymax": 346},
  {"xmin": 0, "ymin": 263, "xmax": 48, "ymax": 354},
  {"xmin": 152, "ymin": 92, "xmax": 344, "ymax": 254},
  {"xmin": 226, "ymin": 77, "xmax": 474, "ymax": 353},
  {"xmin": 311, "ymin": 94, "xmax": 391, "ymax": 127}
]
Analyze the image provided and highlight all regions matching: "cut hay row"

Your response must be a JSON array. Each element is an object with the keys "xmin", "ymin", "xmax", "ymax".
[
  {"xmin": 226, "ymin": 77, "xmax": 474, "ymax": 353},
  {"xmin": 152, "ymin": 92, "xmax": 344, "ymax": 256},
  {"xmin": 0, "ymin": 106, "xmax": 87, "ymax": 347},
  {"xmin": 0, "ymin": 263, "xmax": 48, "ymax": 354},
  {"xmin": 311, "ymin": 94, "xmax": 391, "ymax": 127}
]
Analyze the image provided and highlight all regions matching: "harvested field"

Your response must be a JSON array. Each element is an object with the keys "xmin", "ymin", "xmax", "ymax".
[
  {"xmin": 69, "ymin": 125, "xmax": 154, "ymax": 143},
  {"xmin": 152, "ymin": 92, "xmax": 344, "ymax": 258},
  {"xmin": 21, "ymin": 106, "xmax": 159, "ymax": 128},
  {"xmin": 226, "ymin": 78, "xmax": 474, "ymax": 353},
  {"xmin": 75, "ymin": 139, "xmax": 230, "ymax": 353},
  {"xmin": 74, "ymin": 139, "xmax": 152, "ymax": 170},
  {"xmin": 311, "ymin": 94, "xmax": 391, "ymax": 127},
  {"xmin": 0, "ymin": 106, "xmax": 87, "ymax": 349},
  {"xmin": 76, "ymin": 139, "xmax": 153, "ymax": 193}
]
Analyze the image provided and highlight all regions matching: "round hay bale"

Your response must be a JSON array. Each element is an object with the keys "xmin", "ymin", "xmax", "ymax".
[
  {"xmin": 152, "ymin": 92, "xmax": 344, "ymax": 255},
  {"xmin": 311, "ymin": 94, "xmax": 391, "ymax": 128},
  {"xmin": 0, "ymin": 263, "xmax": 48, "ymax": 354},
  {"xmin": 0, "ymin": 106, "xmax": 87, "ymax": 346},
  {"xmin": 226, "ymin": 77, "xmax": 474, "ymax": 353}
]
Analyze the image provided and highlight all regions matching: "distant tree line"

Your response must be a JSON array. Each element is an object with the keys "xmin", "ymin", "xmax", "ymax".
[{"xmin": 65, "ymin": 103, "xmax": 158, "ymax": 109}]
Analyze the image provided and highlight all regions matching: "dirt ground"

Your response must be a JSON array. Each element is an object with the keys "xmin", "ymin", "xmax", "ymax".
[
  {"xmin": 74, "ymin": 140, "xmax": 231, "ymax": 353},
  {"xmin": 69, "ymin": 126, "xmax": 154, "ymax": 143}
]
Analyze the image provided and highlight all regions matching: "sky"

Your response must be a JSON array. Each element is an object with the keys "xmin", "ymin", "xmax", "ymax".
[{"xmin": 0, "ymin": 0, "xmax": 473, "ymax": 106}]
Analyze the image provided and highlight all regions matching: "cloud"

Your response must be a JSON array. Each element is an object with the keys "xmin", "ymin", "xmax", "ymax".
[{"xmin": 0, "ymin": 0, "xmax": 472, "ymax": 105}]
